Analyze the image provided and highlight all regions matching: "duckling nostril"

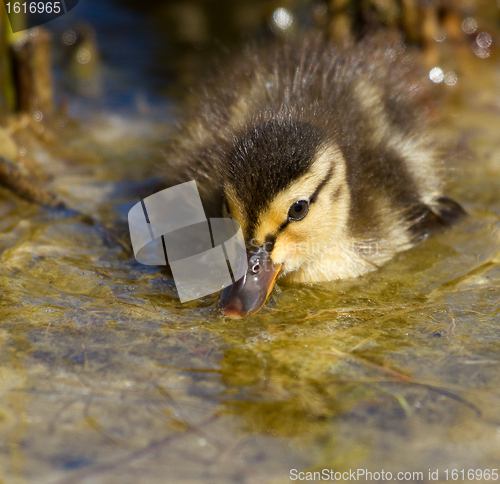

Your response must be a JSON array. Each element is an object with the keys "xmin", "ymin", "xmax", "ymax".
[
  {"xmin": 251, "ymin": 263, "xmax": 261, "ymax": 274},
  {"xmin": 249, "ymin": 254, "xmax": 262, "ymax": 274}
]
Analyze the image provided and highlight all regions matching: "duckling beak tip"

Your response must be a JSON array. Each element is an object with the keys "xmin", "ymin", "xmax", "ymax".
[
  {"xmin": 221, "ymin": 308, "xmax": 245, "ymax": 320},
  {"xmin": 218, "ymin": 250, "xmax": 281, "ymax": 319}
]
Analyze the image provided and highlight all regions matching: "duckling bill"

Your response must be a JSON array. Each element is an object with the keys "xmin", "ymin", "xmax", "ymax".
[{"xmin": 165, "ymin": 35, "xmax": 465, "ymax": 318}]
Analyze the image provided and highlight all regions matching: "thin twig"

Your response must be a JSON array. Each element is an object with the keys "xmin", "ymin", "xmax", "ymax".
[
  {"xmin": 52, "ymin": 414, "xmax": 220, "ymax": 484},
  {"xmin": 0, "ymin": 156, "xmax": 63, "ymax": 207},
  {"xmin": 323, "ymin": 347, "xmax": 482, "ymax": 416}
]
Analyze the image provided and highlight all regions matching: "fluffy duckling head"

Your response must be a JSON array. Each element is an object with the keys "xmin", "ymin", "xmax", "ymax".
[{"xmin": 219, "ymin": 117, "xmax": 351, "ymax": 318}]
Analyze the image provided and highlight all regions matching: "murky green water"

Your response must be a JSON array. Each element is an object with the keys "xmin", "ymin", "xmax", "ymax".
[{"xmin": 1, "ymin": 12, "xmax": 500, "ymax": 484}]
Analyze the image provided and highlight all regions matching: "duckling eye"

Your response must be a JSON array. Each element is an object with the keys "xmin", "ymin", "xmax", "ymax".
[{"xmin": 288, "ymin": 200, "xmax": 309, "ymax": 221}]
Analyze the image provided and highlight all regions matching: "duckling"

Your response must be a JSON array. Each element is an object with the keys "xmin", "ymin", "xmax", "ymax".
[{"xmin": 164, "ymin": 35, "xmax": 464, "ymax": 319}]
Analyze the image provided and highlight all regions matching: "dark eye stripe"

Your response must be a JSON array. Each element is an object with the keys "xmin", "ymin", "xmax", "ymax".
[
  {"xmin": 310, "ymin": 166, "xmax": 333, "ymax": 204},
  {"xmin": 264, "ymin": 234, "xmax": 276, "ymax": 253}
]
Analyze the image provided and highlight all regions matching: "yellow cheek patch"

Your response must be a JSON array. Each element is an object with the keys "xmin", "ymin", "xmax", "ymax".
[
  {"xmin": 271, "ymin": 229, "xmax": 300, "ymax": 262},
  {"xmin": 272, "ymin": 199, "xmax": 342, "ymax": 267},
  {"xmin": 253, "ymin": 144, "xmax": 346, "ymax": 245},
  {"xmin": 261, "ymin": 145, "xmax": 351, "ymax": 272}
]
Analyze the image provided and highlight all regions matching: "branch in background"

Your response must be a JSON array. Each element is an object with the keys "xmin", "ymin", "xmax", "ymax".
[
  {"xmin": 10, "ymin": 27, "xmax": 54, "ymax": 113},
  {"xmin": 0, "ymin": 156, "xmax": 63, "ymax": 207}
]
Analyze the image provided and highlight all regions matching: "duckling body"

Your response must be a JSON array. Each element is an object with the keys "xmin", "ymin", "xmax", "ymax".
[{"xmin": 165, "ymin": 35, "xmax": 464, "ymax": 317}]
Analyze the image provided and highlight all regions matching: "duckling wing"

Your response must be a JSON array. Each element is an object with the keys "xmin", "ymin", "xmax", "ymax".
[{"xmin": 408, "ymin": 196, "xmax": 466, "ymax": 241}]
